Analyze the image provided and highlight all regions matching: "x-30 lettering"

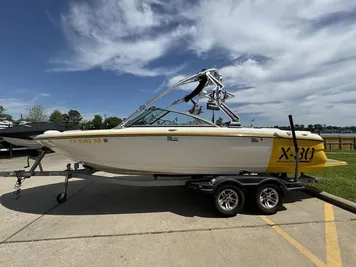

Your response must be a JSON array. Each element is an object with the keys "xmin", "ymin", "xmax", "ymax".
[{"xmin": 278, "ymin": 147, "xmax": 315, "ymax": 162}]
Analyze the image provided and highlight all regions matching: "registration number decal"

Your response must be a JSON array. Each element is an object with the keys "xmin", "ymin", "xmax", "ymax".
[{"xmin": 70, "ymin": 138, "xmax": 104, "ymax": 144}]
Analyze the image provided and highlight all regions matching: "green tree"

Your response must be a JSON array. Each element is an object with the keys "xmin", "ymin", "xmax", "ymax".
[
  {"xmin": 103, "ymin": 116, "xmax": 122, "ymax": 129},
  {"xmin": 62, "ymin": 113, "xmax": 70, "ymax": 124},
  {"xmin": 1, "ymin": 114, "xmax": 12, "ymax": 121},
  {"xmin": 80, "ymin": 120, "xmax": 94, "ymax": 130},
  {"xmin": 49, "ymin": 110, "xmax": 63, "ymax": 123},
  {"xmin": 67, "ymin": 110, "xmax": 82, "ymax": 125},
  {"xmin": 25, "ymin": 104, "xmax": 48, "ymax": 122},
  {"xmin": 313, "ymin": 124, "xmax": 323, "ymax": 133},
  {"xmin": 60, "ymin": 110, "xmax": 82, "ymax": 129},
  {"xmin": 0, "ymin": 106, "xmax": 13, "ymax": 121},
  {"xmin": 92, "ymin": 115, "xmax": 103, "ymax": 129}
]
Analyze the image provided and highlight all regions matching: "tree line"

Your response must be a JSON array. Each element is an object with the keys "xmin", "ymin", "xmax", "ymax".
[
  {"xmin": 272, "ymin": 124, "xmax": 355, "ymax": 133},
  {"xmin": 0, "ymin": 104, "xmax": 123, "ymax": 130},
  {"xmin": 1, "ymin": 104, "xmax": 355, "ymax": 132}
]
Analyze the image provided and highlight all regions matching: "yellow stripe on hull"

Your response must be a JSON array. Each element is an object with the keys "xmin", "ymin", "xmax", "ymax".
[{"xmin": 266, "ymin": 138, "xmax": 346, "ymax": 173}]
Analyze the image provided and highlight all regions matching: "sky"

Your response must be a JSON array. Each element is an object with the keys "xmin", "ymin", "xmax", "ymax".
[{"xmin": 1, "ymin": 0, "xmax": 356, "ymax": 127}]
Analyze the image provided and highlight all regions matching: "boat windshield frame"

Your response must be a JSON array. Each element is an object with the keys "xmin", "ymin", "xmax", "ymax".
[{"xmin": 121, "ymin": 107, "xmax": 218, "ymax": 128}]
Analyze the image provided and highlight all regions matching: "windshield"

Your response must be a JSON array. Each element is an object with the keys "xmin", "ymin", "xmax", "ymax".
[{"xmin": 124, "ymin": 108, "xmax": 216, "ymax": 127}]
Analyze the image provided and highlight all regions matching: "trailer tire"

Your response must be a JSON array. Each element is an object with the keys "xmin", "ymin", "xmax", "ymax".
[
  {"xmin": 56, "ymin": 193, "xmax": 67, "ymax": 204},
  {"xmin": 213, "ymin": 184, "xmax": 245, "ymax": 217},
  {"xmin": 255, "ymin": 184, "xmax": 282, "ymax": 215}
]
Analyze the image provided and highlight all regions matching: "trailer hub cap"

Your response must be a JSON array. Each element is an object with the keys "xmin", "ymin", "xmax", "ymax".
[
  {"xmin": 218, "ymin": 189, "xmax": 239, "ymax": 211},
  {"xmin": 260, "ymin": 188, "xmax": 279, "ymax": 209}
]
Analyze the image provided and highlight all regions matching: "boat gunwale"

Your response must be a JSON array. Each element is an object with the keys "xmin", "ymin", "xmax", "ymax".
[{"xmin": 34, "ymin": 131, "xmax": 324, "ymax": 142}]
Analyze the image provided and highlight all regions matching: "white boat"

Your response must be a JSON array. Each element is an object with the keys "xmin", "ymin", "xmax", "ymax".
[
  {"xmin": 0, "ymin": 120, "xmax": 13, "ymax": 129},
  {"xmin": 34, "ymin": 68, "xmax": 347, "ymax": 175},
  {"xmin": 0, "ymin": 121, "xmax": 66, "ymax": 149}
]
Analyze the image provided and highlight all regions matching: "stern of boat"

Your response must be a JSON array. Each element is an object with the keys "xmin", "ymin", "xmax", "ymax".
[{"xmin": 266, "ymin": 134, "xmax": 347, "ymax": 173}]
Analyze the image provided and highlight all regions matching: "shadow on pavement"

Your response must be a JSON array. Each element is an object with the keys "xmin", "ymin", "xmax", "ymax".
[
  {"xmin": 0, "ymin": 180, "xmax": 316, "ymax": 218},
  {"xmin": 0, "ymin": 150, "xmax": 29, "ymax": 159}
]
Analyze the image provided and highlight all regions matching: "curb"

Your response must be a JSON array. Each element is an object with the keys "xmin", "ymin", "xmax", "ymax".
[{"xmin": 304, "ymin": 185, "xmax": 356, "ymax": 214}]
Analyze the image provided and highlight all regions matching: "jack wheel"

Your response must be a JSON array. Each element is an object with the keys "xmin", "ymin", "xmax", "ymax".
[
  {"xmin": 213, "ymin": 184, "xmax": 245, "ymax": 217},
  {"xmin": 255, "ymin": 184, "xmax": 282, "ymax": 215},
  {"xmin": 56, "ymin": 193, "xmax": 67, "ymax": 204}
]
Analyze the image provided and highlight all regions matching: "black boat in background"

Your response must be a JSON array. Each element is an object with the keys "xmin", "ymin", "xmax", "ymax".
[{"xmin": 0, "ymin": 121, "xmax": 66, "ymax": 150}]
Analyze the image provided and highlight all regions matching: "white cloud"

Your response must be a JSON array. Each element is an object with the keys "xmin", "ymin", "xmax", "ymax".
[
  {"xmin": 39, "ymin": 93, "xmax": 50, "ymax": 97},
  {"xmin": 50, "ymin": 0, "xmax": 189, "ymax": 76},
  {"xmin": 0, "ymin": 96, "xmax": 67, "ymax": 120},
  {"xmin": 166, "ymin": 75, "xmax": 194, "ymax": 91},
  {"xmin": 175, "ymin": 0, "xmax": 356, "ymax": 125},
  {"xmin": 50, "ymin": 0, "xmax": 356, "ymax": 125},
  {"xmin": 0, "ymin": 98, "xmax": 36, "ymax": 119}
]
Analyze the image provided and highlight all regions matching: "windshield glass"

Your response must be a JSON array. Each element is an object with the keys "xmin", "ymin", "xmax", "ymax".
[{"xmin": 125, "ymin": 108, "xmax": 215, "ymax": 127}]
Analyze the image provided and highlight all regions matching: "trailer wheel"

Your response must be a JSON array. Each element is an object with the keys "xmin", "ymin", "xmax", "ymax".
[
  {"xmin": 56, "ymin": 193, "xmax": 67, "ymax": 204},
  {"xmin": 255, "ymin": 184, "xmax": 282, "ymax": 215},
  {"xmin": 214, "ymin": 184, "xmax": 245, "ymax": 217}
]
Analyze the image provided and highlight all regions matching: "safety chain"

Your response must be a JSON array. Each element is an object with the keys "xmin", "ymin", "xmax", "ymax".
[{"xmin": 13, "ymin": 171, "xmax": 26, "ymax": 199}]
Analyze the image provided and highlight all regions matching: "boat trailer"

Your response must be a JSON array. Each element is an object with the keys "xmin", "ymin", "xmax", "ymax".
[{"xmin": 0, "ymin": 155, "xmax": 319, "ymax": 218}]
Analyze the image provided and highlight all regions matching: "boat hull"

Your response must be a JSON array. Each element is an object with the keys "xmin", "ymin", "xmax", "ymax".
[
  {"xmin": 40, "ymin": 135, "xmax": 273, "ymax": 174},
  {"xmin": 35, "ymin": 127, "xmax": 341, "ymax": 175}
]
